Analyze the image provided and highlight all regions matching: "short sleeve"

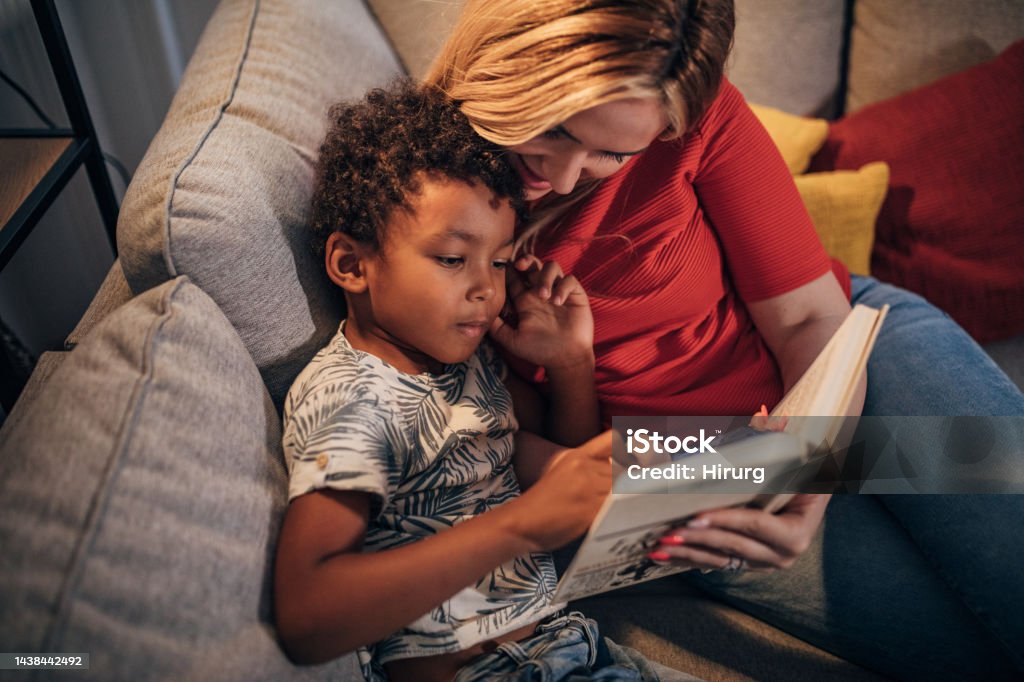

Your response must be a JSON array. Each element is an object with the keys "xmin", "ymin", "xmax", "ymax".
[
  {"xmin": 692, "ymin": 79, "xmax": 832, "ymax": 303},
  {"xmin": 282, "ymin": 373, "xmax": 398, "ymax": 516},
  {"xmin": 476, "ymin": 340, "xmax": 508, "ymax": 382}
]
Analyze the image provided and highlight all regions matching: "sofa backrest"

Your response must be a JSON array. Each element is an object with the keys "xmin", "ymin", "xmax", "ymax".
[
  {"xmin": 845, "ymin": 0, "xmax": 1024, "ymax": 113},
  {"xmin": 116, "ymin": 0, "xmax": 402, "ymax": 405}
]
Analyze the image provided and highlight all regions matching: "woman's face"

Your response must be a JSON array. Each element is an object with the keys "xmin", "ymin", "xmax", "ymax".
[{"xmin": 508, "ymin": 97, "xmax": 669, "ymax": 201}]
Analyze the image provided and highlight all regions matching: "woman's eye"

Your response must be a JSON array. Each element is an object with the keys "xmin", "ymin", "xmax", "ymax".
[
  {"xmin": 493, "ymin": 260, "xmax": 509, "ymax": 270},
  {"xmin": 436, "ymin": 256, "xmax": 463, "ymax": 267},
  {"xmin": 599, "ymin": 151, "xmax": 627, "ymax": 164}
]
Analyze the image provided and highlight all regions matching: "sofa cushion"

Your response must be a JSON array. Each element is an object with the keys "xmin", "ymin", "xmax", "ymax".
[
  {"xmin": 368, "ymin": 0, "xmax": 464, "ymax": 79},
  {"xmin": 794, "ymin": 162, "xmax": 889, "ymax": 277},
  {"xmin": 810, "ymin": 41, "xmax": 1024, "ymax": 343},
  {"xmin": 729, "ymin": 0, "xmax": 847, "ymax": 118},
  {"xmin": 847, "ymin": 0, "xmax": 1024, "ymax": 113},
  {"xmin": 0, "ymin": 278, "xmax": 360, "ymax": 681},
  {"xmin": 117, "ymin": 0, "xmax": 403, "ymax": 404},
  {"xmin": 750, "ymin": 104, "xmax": 829, "ymax": 175}
]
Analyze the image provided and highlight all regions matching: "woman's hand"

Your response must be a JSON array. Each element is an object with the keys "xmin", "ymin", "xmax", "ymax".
[
  {"xmin": 489, "ymin": 255, "xmax": 594, "ymax": 371},
  {"xmin": 650, "ymin": 494, "xmax": 830, "ymax": 572}
]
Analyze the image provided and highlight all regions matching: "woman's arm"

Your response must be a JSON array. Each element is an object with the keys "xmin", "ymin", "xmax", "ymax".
[
  {"xmin": 746, "ymin": 270, "xmax": 865, "ymax": 415},
  {"xmin": 653, "ymin": 83, "xmax": 860, "ymax": 572},
  {"xmin": 274, "ymin": 431, "xmax": 612, "ymax": 664}
]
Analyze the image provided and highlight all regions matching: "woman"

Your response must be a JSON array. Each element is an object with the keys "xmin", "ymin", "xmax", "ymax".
[{"xmin": 425, "ymin": 0, "xmax": 1024, "ymax": 678}]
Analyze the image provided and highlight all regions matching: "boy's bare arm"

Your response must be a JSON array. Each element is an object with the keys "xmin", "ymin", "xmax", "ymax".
[
  {"xmin": 511, "ymin": 430, "xmax": 564, "ymax": 489},
  {"xmin": 275, "ymin": 433, "xmax": 611, "ymax": 665},
  {"xmin": 275, "ymin": 489, "xmax": 531, "ymax": 664}
]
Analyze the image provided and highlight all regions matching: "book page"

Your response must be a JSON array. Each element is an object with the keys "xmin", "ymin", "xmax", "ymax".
[
  {"xmin": 554, "ymin": 431, "xmax": 808, "ymax": 602},
  {"xmin": 771, "ymin": 304, "xmax": 889, "ymax": 451}
]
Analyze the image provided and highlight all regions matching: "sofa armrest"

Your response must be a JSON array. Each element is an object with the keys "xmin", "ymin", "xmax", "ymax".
[{"xmin": 65, "ymin": 260, "xmax": 132, "ymax": 350}]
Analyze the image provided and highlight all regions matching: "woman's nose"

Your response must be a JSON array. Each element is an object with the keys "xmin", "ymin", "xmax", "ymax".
[{"xmin": 546, "ymin": 153, "xmax": 586, "ymax": 194}]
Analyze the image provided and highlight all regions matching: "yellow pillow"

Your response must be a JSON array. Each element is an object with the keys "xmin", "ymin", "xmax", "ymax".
[
  {"xmin": 750, "ymin": 103, "xmax": 829, "ymax": 174},
  {"xmin": 794, "ymin": 162, "xmax": 890, "ymax": 276}
]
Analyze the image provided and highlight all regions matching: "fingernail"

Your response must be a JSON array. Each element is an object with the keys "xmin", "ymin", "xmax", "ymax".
[
  {"xmin": 647, "ymin": 551, "xmax": 671, "ymax": 562},
  {"xmin": 687, "ymin": 518, "xmax": 710, "ymax": 528},
  {"xmin": 659, "ymin": 535, "xmax": 685, "ymax": 546},
  {"xmin": 539, "ymin": 287, "xmax": 550, "ymax": 298}
]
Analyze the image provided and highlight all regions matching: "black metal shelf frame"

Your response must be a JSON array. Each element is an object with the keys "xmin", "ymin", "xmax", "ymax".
[
  {"xmin": 0, "ymin": 0, "xmax": 120, "ymax": 413},
  {"xmin": 0, "ymin": 0, "xmax": 119, "ymax": 270}
]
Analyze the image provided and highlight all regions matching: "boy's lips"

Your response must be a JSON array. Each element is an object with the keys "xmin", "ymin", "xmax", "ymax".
[
  {"xmin": 512, "ymin": 154, "xmax": 552, "ymax": 190},
  {"xmin": 456, "ymin": 320, "xmax": 490, "ymax": 338}
]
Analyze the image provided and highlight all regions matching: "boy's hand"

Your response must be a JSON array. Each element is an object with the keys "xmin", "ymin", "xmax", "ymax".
[
  {"xmin": 506, "ymin": 430, "xmax": 613, "ymax": 552},
  {"xmin": 489, "ymin": 255, "xmax": 594, "ymax": 370}
]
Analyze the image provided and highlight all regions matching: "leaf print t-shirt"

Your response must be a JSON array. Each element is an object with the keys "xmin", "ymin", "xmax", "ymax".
[{"xmin": 282, "ymin": 323, "xmax": 565, "ymax": 674}]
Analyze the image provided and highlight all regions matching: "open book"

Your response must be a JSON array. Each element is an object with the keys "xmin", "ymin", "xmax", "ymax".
[{"xmin": 552, "ymin": 303, "xmax": 889, "ymax": 603}]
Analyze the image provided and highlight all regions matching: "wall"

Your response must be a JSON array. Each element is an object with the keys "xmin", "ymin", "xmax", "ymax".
[{"xmin": 0, "ymin": 0, "xmax": 218, "ymax": 362}]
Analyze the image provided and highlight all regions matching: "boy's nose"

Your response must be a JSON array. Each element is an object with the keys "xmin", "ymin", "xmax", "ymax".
[{"xmin": 468, "ymin": 273, "xmax": 497, "ymax": 301}]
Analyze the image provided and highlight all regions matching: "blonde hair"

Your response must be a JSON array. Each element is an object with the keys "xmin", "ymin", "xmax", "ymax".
[{"xmin": 424, "ymin": 0, "xmax": 734, "ymax": 247}]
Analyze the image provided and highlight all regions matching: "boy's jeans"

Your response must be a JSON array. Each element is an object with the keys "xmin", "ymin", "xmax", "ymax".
[{"xmin": 454, "ymin": 612, "xmax": 701, "ymax": 681}]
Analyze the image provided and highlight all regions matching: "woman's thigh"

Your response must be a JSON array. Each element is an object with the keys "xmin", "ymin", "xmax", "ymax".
[
  {"xmin": 850, "ymin": 275, "xmax": 1024, "ymax": 416},
  {"xmin": 687, "ymin": 279, "xmax": 1024, "ymax": 678},
  {"xmin": 684, "ymin": 494, "xmax": 1020, "ymax": 680}
]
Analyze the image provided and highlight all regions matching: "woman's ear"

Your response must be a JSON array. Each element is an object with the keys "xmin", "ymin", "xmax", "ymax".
[{"xmin": 325, "ymin": 232, "xmax": 370, "ymax": 294}]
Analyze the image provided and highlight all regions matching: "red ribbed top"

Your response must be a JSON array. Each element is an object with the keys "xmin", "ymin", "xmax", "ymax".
[{"xmin": 520, "ymin": 79, "xmax": 850, "ymax": 421}]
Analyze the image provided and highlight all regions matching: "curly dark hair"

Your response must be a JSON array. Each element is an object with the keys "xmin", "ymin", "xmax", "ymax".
[{"xmin": 310, "ymin": 79, "xmax": 526, "ymax": 255}]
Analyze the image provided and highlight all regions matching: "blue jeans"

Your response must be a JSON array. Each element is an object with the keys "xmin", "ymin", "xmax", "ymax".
[
  {"xmin": 686, "ymin": 277, "xmax": 1024, "ymax": 680},
  {"xmin": 453, "ymin": 612, "xmax": 701, "ymax": 681}
]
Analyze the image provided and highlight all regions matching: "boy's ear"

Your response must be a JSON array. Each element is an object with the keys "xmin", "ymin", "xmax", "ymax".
[{"xmin": 325, "ymin": 232, "xmax": 369, "ymax": 294}]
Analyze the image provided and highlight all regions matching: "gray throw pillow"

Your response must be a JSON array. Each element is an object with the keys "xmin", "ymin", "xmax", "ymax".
[
  {"xmin": 117, "ymin": 0, "xmax": 402, "ymax": 404},
  {"xmin": 0, "ymin": 278, "xmax": 359, "ymax": 681}
]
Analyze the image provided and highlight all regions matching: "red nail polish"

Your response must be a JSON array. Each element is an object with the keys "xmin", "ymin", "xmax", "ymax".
[
  {"xmin": 648, "ymin": 551, "xmax": 671, "ymax": 562},
  {"xmin": 659, "ymin": 535, "xmax": 685, "ymax": 546}
]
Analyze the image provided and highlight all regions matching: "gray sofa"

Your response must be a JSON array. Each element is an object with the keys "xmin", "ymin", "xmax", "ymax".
[{"xmin": 1, "ymin": 1, "xmax": 1021, "ymax": 680}]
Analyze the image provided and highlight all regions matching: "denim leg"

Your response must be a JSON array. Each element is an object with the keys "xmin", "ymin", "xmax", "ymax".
[
  {"xmin": 850, "ymin": 276, "xmax": 1024, "ymax": 417},
  {"xmin": 454, "ymin": 612, "xmax": 695, "ymax": 681},
  {"xmin": 685, "ymin": 278, "xmax": 1024, "ymax": 679},
  {"xmin": 851, "ymin": 276, "xmax": 1024, "ymax": 669},
  {"xmin": 684, "ymin": 495, "xmax": 1019, "ymax": 680}
]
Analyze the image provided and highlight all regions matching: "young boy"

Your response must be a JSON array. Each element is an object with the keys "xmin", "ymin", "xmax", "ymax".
[{"xmin": 274, "ymin": 80, "xmax": 698, "ymax": 682}]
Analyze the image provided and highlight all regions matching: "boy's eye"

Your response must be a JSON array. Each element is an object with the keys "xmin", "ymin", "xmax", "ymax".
[
  {"xmin": 435, "ymin": 256, "xmax": 464, "ymax": 267},
  {"xmin": 492, "ymin": 260, "xmax": 509, "ymax": 270}
]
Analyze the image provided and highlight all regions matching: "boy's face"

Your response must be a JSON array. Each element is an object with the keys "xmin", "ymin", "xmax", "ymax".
[{"xmin": 347, "ymin": 178, "xmax": 515, "ymax": 374}]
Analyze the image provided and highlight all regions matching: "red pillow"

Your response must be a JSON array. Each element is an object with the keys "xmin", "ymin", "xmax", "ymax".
[{"xmin": 810, "ymin": 40, "xmax": 1024, "ymax": 343}]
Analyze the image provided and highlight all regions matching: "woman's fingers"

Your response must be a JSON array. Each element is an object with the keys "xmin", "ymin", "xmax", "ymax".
[
  {"xmin": 656, "ymin": 526, "xmax": 790, "ymax": 569},
  {"xmin": 691, "ymin": 502, "xmax": 824, "ymax": 561},
  {"xmin": 648, "ymin": 540, "xmax": 778, "ymax": 573}
]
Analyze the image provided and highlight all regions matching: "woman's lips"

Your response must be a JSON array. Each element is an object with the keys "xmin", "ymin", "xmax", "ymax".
[{"xmin": 512, "ymin": 155, "xmax": 551, "ymax": 190}]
